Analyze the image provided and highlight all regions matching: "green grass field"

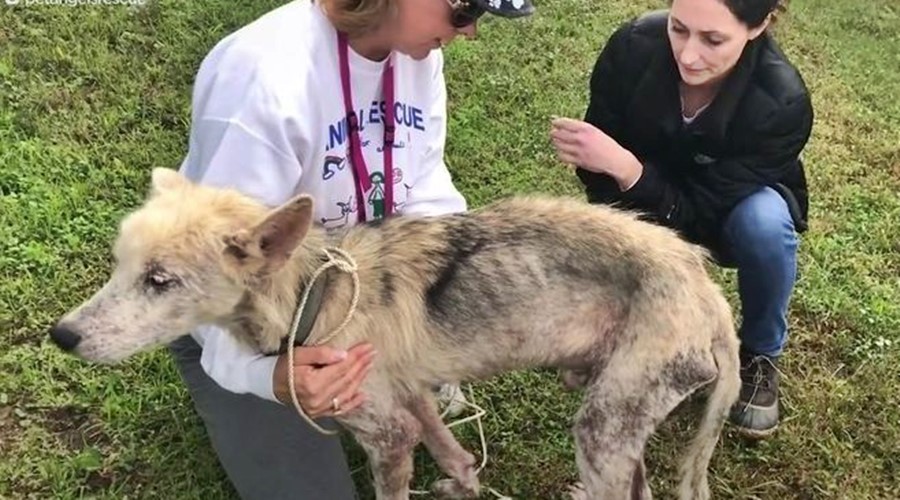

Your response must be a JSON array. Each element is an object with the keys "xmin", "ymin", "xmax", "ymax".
[{"xmin": 1, "ymin": 0, "xmax": 898, "ymax": 498}]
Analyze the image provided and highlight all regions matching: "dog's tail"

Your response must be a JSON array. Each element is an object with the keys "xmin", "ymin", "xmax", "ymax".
[{"xmin": 677, "ymin": 295, "xmax": 741, "ymax": 500}]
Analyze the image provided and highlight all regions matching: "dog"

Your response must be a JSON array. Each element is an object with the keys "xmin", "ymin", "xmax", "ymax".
[{"xmin": 50, "ymin": 168, "xmax": 740, "ymax": 500}]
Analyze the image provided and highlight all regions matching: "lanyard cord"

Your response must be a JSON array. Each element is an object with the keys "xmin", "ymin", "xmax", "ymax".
[{"xmin": 336, "ymin": 32, "xmax": 395, "ymax": 223}]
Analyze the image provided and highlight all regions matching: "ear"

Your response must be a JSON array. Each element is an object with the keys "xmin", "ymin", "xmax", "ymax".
[
  {"xmin": 748, "ymin": 15, "xmax": 771, "ymax": 41},
  {"xmin": 151, "ymin": 168, "xmax": 189, "ymax": 195},
  {"xmin": 224, "ymin": 195, "xmax": 315, "ymax": 273}
]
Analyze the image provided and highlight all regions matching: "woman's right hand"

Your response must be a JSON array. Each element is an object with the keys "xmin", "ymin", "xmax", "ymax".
[
  {"xmin": 273, "ymin": 343, "xmax": 377, "ymax": 418},
  {"xmin": 550, "ymin": 117, "xmax": 643, "ymax": 190}
]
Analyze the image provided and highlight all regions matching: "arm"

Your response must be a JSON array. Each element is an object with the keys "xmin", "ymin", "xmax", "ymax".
[
  {"xmin": 182, "ymin": 52, "xmax": 375, "ymax": 413},
  {"xmin": 618, "ymin": 93, "xmax": 813, "ymax": 240},
  {"xmin": 400, "ymin": 52, "xmax": 467, "ymax": 217},
  {"xmin": 179, "ymin": 67, "xmax": 304, "ymax": 401},
  {"xmin": 562, "ymin": 24, "xmax": 812, "ymax": 241}
]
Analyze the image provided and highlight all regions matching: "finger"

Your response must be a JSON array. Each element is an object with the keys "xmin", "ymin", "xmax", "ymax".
[
  {"xmin": 319, "ymin": 350, "xmax": 375, "ymax": 404},
  {"xmin": 551, "ymin": 139, "xmax": 583, "ymax": 155},
  {"xmin": 328, "ymin": 376, "xmax": 365, "ymax": 415},
  {"xmin": 300, "ymin": 348, "xmax": 376, "ymax": 408},
  {"xmin": 332, "ymin": 391, "xmax": 367, "ymax": 417},
  {"xmin": 550, "ymin": 127, "xmax": 587, "ymax": 140},
  {"xmin": 550, "ymin": 129, "xmax": 582, "ymax": 145},
  {"xmin": 556, "ymin": 151, "xmax": 581, "ymax": 166},
  {"xmin": 552, "ymin": 144, "xmax": 584, "ymax": 164},
  {"xmin": 551, "ymin": 117, "xmax": 587, "ymax": 132},
  {"xmin": 345, "ymin": 342, "xmax": 377, "ymax": 359},
  {"xmin": 309, "ymin": 379, "xmax": 367, "ymax": 418},
  {"xmin": 288, "ymin": 344, "xmax": 373, "ymax": 397},
  {"xmin": 290, "ymin": 345, "xmax": 349, "ymax": 367},
  {"xmin": 329, "ymin": 356, "xmax": 374, "ymax": 406},
  {"xmin": 315, "ymin": 344, "xmax": 375, "ymax": 385},
  {"xmin": 293, "ymin": 341, "xmax": 374, "ymax": 370}
]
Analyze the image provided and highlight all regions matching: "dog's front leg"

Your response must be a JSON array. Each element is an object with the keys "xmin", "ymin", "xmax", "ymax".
[
  {"xmin": 345, "ymin": 407, "xmax": 422, "ymax": 500},
  {"xmin": 408, "ymin": 393, "xmax": 480, "ymax": 499}
]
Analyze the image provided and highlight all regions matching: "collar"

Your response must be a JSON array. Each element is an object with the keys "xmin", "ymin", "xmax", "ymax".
[{"xmin": 278, "ymin": 263, "xmax": 331, "ymax": 353}]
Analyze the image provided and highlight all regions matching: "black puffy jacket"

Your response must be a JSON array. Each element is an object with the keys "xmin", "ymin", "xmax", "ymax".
[{"xmin": 576, "ymin": 10, "xmax": 813, "ymax": 250}]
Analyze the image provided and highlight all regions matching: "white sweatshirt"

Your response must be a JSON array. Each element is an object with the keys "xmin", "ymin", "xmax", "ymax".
[{"xmin": 178, "ymin": 0, "xmax": 467, "ymax": 402}]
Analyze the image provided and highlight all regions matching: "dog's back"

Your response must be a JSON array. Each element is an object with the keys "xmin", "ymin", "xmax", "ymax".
[{"xmin": 330, "ymin": 196, "xmax": 721, "ymax": 386}]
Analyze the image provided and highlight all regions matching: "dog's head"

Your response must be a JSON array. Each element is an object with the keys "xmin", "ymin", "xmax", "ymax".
[{"xmin": 49, "ymin": 168, "xmax": 317, "ymax": 363}]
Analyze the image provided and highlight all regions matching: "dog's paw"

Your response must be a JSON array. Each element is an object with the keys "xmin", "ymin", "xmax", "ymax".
[
  {"xmin": 560, "ymin": 369, "xmax": 592, "ymax": 390},
  {"xmin": 567, "ymin": 482, "xmax": 590, "ymax": 500},
  {"xmin": 431, "ymin": 478, "xmax": 479, "ymax": 499}
]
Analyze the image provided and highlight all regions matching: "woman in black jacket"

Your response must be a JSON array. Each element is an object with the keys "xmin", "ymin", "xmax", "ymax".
[{"xmin": 551, "ymin": 0, "xmax": 812, "ymax": 439}]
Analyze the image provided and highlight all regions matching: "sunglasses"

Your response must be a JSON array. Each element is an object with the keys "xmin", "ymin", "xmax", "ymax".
[{"xmin": 447, "ymin": 0, "xmax": 485, "ymax": 28}]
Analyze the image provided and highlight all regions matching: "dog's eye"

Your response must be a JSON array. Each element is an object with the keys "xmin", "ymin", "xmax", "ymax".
[{"xmin": 145, "ymin": 270, "xmax": 178, "ymax": 291}]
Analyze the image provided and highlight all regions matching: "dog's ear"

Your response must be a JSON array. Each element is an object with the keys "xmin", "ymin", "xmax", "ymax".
[
  {"xmin": 151, "ymin": 168, "xmax": 189, "ymax": 195},
  {"xmin": 225, "ymin": 195, "xmax": 315, "ymax": 273}
]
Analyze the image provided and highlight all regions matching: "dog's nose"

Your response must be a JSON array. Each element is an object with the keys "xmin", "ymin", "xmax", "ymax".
[{"xmin": 50, "ymin": 324, "xmax": 82, "ymax": 351}]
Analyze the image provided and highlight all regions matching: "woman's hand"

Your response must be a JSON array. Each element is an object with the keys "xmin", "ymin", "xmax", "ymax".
[
  {"xmin": 550, "ymin": 117, "xmax": 643, "ymax": 191},
  {"xmin": 273, "ymin": 343, "xmax": 376, "ymax": 418}
]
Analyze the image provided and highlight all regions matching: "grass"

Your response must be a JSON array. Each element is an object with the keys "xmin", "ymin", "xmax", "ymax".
[{"xmin": 1, "ymin": 0, "xmax": 898, "ymax": 498}]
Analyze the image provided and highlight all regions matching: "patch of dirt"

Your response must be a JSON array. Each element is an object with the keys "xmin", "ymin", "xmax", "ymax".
[
  {"xmin": 33, "ymin": 404, "xmax": 149, "ymax": 494},
  {"xmin": 0, "ymin": 405, "xmax": 18, "ymax": 456},
  {"xmin": 39, "ymin": 404, "xmax": 111, "ymax": 452},
  {"xmin": 85, "ymin": 469, "xmax": 115, "ymax": 491},
  {"xmin": 9, "ymin": 334, "xmax": 42, "ymax": 348}
]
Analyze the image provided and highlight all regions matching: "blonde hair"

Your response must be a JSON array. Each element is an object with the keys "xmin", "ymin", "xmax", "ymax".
[{"xmin": 317, "ymin": 0, "xmax": 395, "ymax": 37}]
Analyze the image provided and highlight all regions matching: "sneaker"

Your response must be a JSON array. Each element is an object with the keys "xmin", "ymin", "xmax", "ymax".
[
  {"xmin": 435, "ymin": 383, "xmax": 468, "ymax": 418},
  {"xmin": 729, "ymin": 349, "xmax": 780, "ymax": 439}
]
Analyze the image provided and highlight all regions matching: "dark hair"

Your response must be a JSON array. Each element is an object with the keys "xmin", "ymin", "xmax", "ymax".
[{"xmin": 718, "ymin": 0, "xmax": 788, "ymax": 28}]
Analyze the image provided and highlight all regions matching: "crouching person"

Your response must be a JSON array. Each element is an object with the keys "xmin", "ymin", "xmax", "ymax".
[{"xmin": 550, "ymin": 0, "xmax": 812, "ymax": 438}]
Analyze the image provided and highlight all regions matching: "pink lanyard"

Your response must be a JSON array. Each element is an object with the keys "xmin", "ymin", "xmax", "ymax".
[{"xmin": 337, "ymin": 32, "xmax": 395, "ymax": 223}]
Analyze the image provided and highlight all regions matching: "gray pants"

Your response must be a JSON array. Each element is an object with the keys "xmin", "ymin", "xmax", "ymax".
[{"xmin": 169, "ymin": 335, "xmax": 358, "ymax": 500}]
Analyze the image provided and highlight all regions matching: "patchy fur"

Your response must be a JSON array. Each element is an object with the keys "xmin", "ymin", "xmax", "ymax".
[{"xmin": 51, "ymin": 168, "xmax": 741, "ymax": 499}]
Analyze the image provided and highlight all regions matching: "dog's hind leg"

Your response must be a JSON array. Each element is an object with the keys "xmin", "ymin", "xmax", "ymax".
[
  {"xmin": 407, "ymin": 393, "xmax": 480, "ymax": 499},
  {"xmin": 572, "ymin": 347, "xmax": 717, "ymax": 500}
]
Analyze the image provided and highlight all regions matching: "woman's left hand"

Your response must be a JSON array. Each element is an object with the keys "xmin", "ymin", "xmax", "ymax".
[{"xmin": 550, "ymin": 117, "xmax": 643, "ymax": 190}]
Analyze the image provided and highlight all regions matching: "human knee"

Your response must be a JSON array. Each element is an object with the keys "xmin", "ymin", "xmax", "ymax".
[{"xmin": 724, "ymin": 187, "xmax": 798, "ymax": 262}]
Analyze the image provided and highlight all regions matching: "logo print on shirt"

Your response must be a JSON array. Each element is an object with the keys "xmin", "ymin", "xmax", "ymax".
[
  {"xmin": 392, "ymin": 182, "xmax": 413, "ymax": 213},
  {"xmin": 376, "ymin": 141, "xmax": 407, "ymax": 152},
  {"xmin": 367, "ymin": 172, "xmax": 387, "ymax": 220},
  {"xmin": 321, "ymin": 196, "xmax": 357, "ymax": 229},
  {"xmin": 323, "ymin": 155, "xmax": 347, "ymax": 180}
]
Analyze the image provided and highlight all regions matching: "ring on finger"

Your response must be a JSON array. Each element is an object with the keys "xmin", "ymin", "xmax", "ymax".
[{"xmin": 331, "ymin": 396, "xmax": 342, "ymax": 415}]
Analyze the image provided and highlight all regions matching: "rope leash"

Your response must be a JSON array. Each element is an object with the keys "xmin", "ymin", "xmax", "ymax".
[
  {"xmin": 286, "ymin": 247, "xmax": 361, "ymax": 436},
  {"xmin": 409, "ymin": 384, "xmax": 512, "ymax": 500}
]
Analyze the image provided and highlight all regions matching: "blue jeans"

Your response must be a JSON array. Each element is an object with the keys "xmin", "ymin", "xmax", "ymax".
[{"xmin": 719, "ymin": 187, "xmax": 799, "ymax": 358}]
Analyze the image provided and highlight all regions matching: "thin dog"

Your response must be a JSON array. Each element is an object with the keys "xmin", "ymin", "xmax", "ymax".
[{"xmin": 50, "ymin": 168, "xmax": 740, "ymax": 500}]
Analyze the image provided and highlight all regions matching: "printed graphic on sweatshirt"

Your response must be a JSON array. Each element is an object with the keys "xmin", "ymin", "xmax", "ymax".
[
  {"xmin": 322, "ymin": 155, "xmax": 347, "ymax": 180},
  {"xmin": 393, "ymin": 183, "xmax": 413, "ymax": 212},
  {"xmin": 324, "ymin": 100, "xmax": 425, "ymax": 152},
  {"xmin": 368, "ymin": 172, "xmax": 386, "ymax": 220},
  {"xmin": 377, "ymin": 140, "xmax": 407, "ymax": 152},
  {"xmin": 364, "ymin": 168, "xmax": 407, "ymax": 220},
  {"xmin": 320, "ymin": 196, "xmax": 357, "ymax": 229}
]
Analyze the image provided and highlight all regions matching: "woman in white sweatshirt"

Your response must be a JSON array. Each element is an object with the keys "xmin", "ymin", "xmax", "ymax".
[{"xmin": 169, "ymin": 0, "xmax": 534, "ymax": 497}]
